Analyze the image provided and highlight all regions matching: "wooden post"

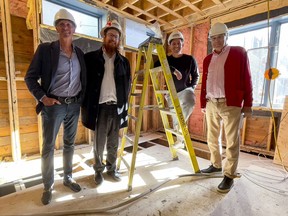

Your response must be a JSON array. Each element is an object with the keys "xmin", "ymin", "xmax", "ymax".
[
  {"xmin": 131, "ymin": 52, "xmax": 137, "ymax": 133},
  {"xmin": 28, "ymin": 0, "xmax": 43, "ymax": 153},
  {"xmin": 0, "ymin": 0, "xmax": 21, "ymax": 161},
  {"xmin": 241, "ymin": 117, "xmax": 247, "ymax": 146}
]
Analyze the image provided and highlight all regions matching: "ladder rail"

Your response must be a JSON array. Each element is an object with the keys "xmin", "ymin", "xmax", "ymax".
[
  {"xmin": 126, "ymin": 44, "xmax": 154, "ymax": 191},
  {"xmin": 118, "ymin": 37, "xmax": 200, "ymax": 191},
  {"xmin": 117, "ymin": 49, "xmax": 143, "ymax": 170},
  {"xmin": 156, "ymin": 44, "xmax": 200, "ymax": 172}
]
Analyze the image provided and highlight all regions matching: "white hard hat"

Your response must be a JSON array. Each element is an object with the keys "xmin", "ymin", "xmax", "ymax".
[
  {"xmin": 209, "ymin": 22, "xmax": 228, "ymax": 37},
  {"xmin": 168, "ymin": 30, "xmax": 184, "ymax": 45},
  {"xmin": 54, "ymin": 9, "xmax": 76, "ymax": 27},
  {"xmin": 100, "ymin": 20, "xmax": 122, "ymax": 38}
]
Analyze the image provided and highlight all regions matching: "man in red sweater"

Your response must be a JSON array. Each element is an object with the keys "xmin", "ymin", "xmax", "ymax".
[{"xmin": 200, "ymin": 22, "xmax": 253, "ymax": 193}]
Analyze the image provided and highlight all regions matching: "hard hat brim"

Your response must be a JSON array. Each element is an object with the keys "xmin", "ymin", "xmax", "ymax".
[{"xmin": 100, "ymin": 27, "xmax": 122, "ymax": 38}]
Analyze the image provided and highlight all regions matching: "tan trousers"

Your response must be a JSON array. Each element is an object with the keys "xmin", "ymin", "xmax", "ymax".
[
  {"xmin": 166, "ymin": 88, "xmax": 196, "ymax": 128},
  {"xmin": 206, "ymin": 100, "xmax": 242, "ymax": 178}
]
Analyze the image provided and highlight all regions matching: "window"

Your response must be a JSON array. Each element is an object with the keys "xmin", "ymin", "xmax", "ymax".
[
  {"xmin": 42, "ymin": 0, "xmax": 106, "ymax": 38},
  {"xmin": 228, "ymin": 16, "xmax": 288, "ymax": 109},
  {"xmin": 126, "ymin": 19, "xmax": 154, "ymax": 48}
]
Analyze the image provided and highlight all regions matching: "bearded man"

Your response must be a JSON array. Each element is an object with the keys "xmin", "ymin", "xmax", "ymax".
[{"xmin": 81, "ymin": 20, "xmax": 131, "ymax": 185}]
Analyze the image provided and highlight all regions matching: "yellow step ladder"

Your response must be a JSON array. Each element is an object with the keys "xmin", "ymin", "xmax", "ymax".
[{"xmin": 117, "ymin": 37, "xmax": 200, "ymax": 191}]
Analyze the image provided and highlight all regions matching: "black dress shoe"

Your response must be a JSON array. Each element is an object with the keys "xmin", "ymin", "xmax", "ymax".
[
  {"xmin": 41, "ymin": 189, "xmax": 52, "ymax": 205},
  {"xmin": 94, "ymin": 172, "xmax": 104, "ymax": 185},
  {"xmin": 217, "ymin": 176, "xmax": 234, "ymax": 193},
  {"xmin": 107, "ymin": 171, "xmax": 121, "ymax": 182},
  {"xmin": 201, "ymin": 165, "xmax": 222, "ymax": 174},
  {"xmin": 63, "ymin": 179, "xmax": 81, "ymax": 192}
]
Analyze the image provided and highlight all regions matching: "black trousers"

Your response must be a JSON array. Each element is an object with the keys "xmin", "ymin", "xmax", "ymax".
[{"xmin": 93, "ymin": 104, "xmax": 120, "ymax": 173}]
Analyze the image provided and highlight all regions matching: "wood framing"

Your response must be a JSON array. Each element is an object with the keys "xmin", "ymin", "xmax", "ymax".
[{"xmin": 0, "ymin": 0, "xmax": 21, "ymax": 161}]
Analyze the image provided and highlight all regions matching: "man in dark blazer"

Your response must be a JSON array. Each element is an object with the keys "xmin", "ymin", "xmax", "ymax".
[
  {"xmin": 25, "ymin": 9, "xmax": 86, "ymax": 205},
  {"xmin": 81, "ymin": 20, "xmax": 131, "ymax": 185}
]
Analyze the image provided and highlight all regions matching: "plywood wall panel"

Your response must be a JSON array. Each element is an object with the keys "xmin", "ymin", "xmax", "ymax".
[
  {"xmin": 20, "ymin": 132, "xmax": 39, "ymax": 154},
  {"xmin": 243, "ymin": 116, "xmax": 271, "ymax": 149},
  {"xmin": 0, "ymin": 126, "xmax": 10, "ymax": 137},
  {"xmin": 11, "ymin": 16, "xmax": 33, "ymax": 78},
  {"xmin": 0, "ymin": 142, "xmax": 11, "ymax": 157},
  {"xmin": 274, "ymin": 96, "xmax": 288, "ymax": 166}
]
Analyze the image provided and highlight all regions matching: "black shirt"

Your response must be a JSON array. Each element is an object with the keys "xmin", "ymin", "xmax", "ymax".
[
  {"xmin": 155, "ymin": 54, "xmax": 199, "ymax": 92},
  {"xmin": 165, "ymin": 54, "xmax": 199, "ymax": 92}
]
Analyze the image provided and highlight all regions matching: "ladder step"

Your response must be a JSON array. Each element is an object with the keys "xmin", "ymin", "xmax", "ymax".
[
  {"xmin": 119, "ymin": 155, "xmax": 131, "ymax": 170},
  {"xmin": 165, "ymin": 127, "xmax": 182, "ymax": 136},
  {"xmin": 159, "ymin": 108, "xmax": 176, "ymax": 116},
  {"xmin": 130, "ymin": 93, "xmax": 142, "ymax": 97},
  {"xmin": 129, "ymin": 104, "xmax": 160, "ymax": 110},
  {"xmin": 155, "ymin": 90, "xmax": 169, "ymax": 94},
  {"xmin": 136, "ymin": 69, "xmax": 144, "ymax": 75},
  {"xmin": 124, "ymin": 134, "xmax": 134, "ymax": 144},
  {"xmin": 143, "ymin": 105, "xmax": 160, "ymax": 110},
  {"xmin": 150, "ymin": 66, "xmax": 162, "ymax": 74},
  {"xmin": 128, "ymin": 114, "xmax": 138, "ymax": 121}
]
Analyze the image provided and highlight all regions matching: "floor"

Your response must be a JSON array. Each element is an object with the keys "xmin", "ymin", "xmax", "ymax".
[{"xmin": 0, "ymin": 135, "xmax": 287, "ymax": 216}]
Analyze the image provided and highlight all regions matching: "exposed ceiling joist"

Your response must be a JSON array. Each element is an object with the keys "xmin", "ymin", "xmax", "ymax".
[{"xmin": 83, "ymin": 0, "xmax": 288, "ymax": 33}]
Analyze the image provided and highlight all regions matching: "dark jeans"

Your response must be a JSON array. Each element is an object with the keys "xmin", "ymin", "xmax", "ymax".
[
  {"xmin": 41, "ymin": 103, "xmax": 80, "ymax": 190},
  {"xmin": 94, "ymin": 104, "xmax": 120, "ymax": 173}
]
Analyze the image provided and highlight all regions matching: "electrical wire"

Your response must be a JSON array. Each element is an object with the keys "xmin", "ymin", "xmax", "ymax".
[
  {"xmin": 237, "ymin": 154, "xmax": 288, "ymax": 198},
  {"xmin": 22, "ymin": 173, "xmax": 224, "ymax": 216},
  {"xmin": 265, "ymin": 0, "xmax": 287, "ymax": 172}
]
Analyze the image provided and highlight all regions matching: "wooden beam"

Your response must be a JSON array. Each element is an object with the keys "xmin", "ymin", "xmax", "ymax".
[
  {"xmin": 118, "ymin": 0, "xmax": 139, "ymax": 10},
  {"xmin": 212, "ymin": 0, "xmax": 288, "ymax": 24},
  {"xmin": 147, "ymin": 0, "xmax": 188, "ymax": 23},
  {"xmin": 79, "ymin": 0, "xmax": 150, "ymax": 26},
  {"xmin": 127, "ymin": 3, "xmax": 173, "ymax": 27},
  {"xmin": 179, "ymin": 0, "xmax": 206, "ymax": 15},
  {"xmin": 0, "ymin": 77, "xmax": 7, "ymax": 81},
  {"xmin": 0, "ymin": 0, "xmax": 22, "ymax": 161},
  {"xmin": 211, "ymin": 0, "xmax": 223, "ymax": 5}
]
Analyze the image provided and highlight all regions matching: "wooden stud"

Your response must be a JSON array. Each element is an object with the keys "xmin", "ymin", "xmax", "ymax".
[
  {"xmin": 241, "ymin": 117, "xmax": 247, "ymax": 146},
  {"xmin": 266, "ymin": 117, "xmax": 273, "ymax": 151},
  {"xmin": 28, "ymin": 0, "xmax": 43, "ymax": 153},
  {"xmin": 0, "ymin": 0, "xmax": 22, "ymax": 161}
]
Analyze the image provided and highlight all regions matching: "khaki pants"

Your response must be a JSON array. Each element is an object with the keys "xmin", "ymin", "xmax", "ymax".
[
  {"xmin": 166, "ymin": 88, "xmax": 196, "ymax": 128},
  {"xmin": 206, "ymin": 100, "xmax": 242, "ymax": 178}
]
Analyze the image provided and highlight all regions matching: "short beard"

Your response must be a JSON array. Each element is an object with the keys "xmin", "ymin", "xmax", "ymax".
[{"xmin": 103, "ymin": 42, "xmax": 119, "ymax": 55}]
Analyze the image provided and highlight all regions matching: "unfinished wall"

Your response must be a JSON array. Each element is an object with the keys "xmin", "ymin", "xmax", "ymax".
[
  {"xmin": 188, "ymin": 21, "xmax": 210, "ymax": 141},
  {"xmin": 0, "ymin": 0, "xmax": 88, "ymax": 159}
]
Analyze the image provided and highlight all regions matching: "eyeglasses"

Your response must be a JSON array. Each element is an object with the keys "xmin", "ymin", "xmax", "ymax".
[{"xmin": 106, "ymin": 32, "xmax": 120, "ymax": 40}]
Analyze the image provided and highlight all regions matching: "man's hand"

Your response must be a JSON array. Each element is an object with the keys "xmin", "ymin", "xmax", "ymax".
[
  {"xmin": 173, "ymin": 69, "xmax": 182, "ymax": 80},
  {"xmin": 241, "ymin": 107, "xmax": 252, "ymax": 118},
  {"xmin": 41, "ymin": 96, "xmax": 61, "ymax": 106}
]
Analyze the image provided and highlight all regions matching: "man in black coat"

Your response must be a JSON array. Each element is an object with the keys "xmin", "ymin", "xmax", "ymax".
[
  {"xmin": 25, "ymin": 9, "xmax": 86, "ymax": 205},
  {"xmin": 81, "ymin": 20, "xmax": 131, "ymax": 185}
]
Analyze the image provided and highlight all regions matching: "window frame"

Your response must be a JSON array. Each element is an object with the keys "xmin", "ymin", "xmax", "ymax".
[
  {"xmin": 42, "ymin": 0, "xmax": 106, "ymax": 38},
  {"xmin": 228, "ymin": 15, "xmax": 288, "ymax": 109}
]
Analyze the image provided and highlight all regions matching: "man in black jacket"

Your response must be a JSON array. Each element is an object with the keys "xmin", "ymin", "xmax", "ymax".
[
  {"xmin": 81, "ymin": 20, "xmax": 131, "ymax": 185},
  {"xmin": 25, "ymin": 9, "xmax": 86, "ymax": 205}
]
